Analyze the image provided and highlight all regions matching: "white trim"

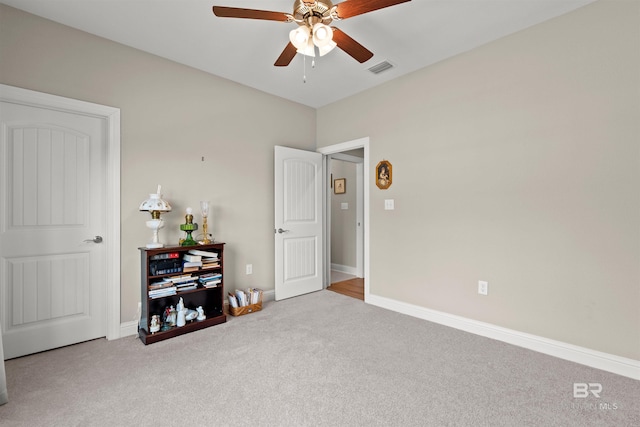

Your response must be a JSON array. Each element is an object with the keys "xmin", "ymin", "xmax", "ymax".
[
  {"xmin": 367, "ymin": 294, "xmax": 640, "ymax": 380},
  {"xmin": 330, "ymin": 152, "xmax": 364, "ymax": 164},
  {"xmin": 318, "ymin": 137, "xmax": 370, "ymax": 300},
  {"xmin": 0, "ymin": 84, "xmax": 121, "ymax": 341},
  {"xmin": 355, "ymin": 163, "xmax": 363, "ymax": 277},
  {"xmin": 327, "ymin": 154, "xmax": 364, "ymax": 279},
  {"xmin": 331, "ymin": 263, "xmax": 358, "ymax": 276},
  {"xmin": 120, "ymin": 321, "xmax": 138, "ymax": 338}
]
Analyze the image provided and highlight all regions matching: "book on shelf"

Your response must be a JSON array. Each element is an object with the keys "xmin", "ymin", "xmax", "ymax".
[
  {"xmin": 174, "ymin": 277, "xmax": 198, "ymax": 286},
  {"xmin": 188, "ymin": 249, "xmax": 219, "ymax": 258},
  {"xmin": 183, "ymin": 261, "xmax": 203, "ymax": 268},
  {"xmin": 176, "ymin": 284, "xmax": 198, "ymax": 292},
  {"xmin": 149, "ymin": 279, "xmax": 174, "ymax": 290},
  {"xmin": 153, "ymin": 267, "xmax": 182, "ymax": 275},
  {"xmin": 183, "ymin": 254, "xmax": 202, "ymax": 262},
  {"xmin": 149, "ymin": 258, "xmax": 182, "ymax": 276},
  {"xmin": 201, "ymin": 280, "xmax": 221, "ymax": 288},
  {"xmin": 199, "ymin": 273, "xmax": 222, "ymax": 285},
  {"xmin": 149, "ymin": 286, "xmax": 177, "ymax": 298},
  {"xmin": 168, "ymin": 274, "xmax": 196, "ymax": 284},
  {"xmin": 201, "ymin": 259, "xmax": 220, "ymax": 269},
  {"xmin": 149, "ymin": 252, "xmax": 180, "ymax": 261}
]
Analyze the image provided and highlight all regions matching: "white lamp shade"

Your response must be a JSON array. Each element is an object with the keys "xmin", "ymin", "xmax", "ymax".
[
  {"xmin": 318, "ymin": 40, "xmax": 337, "ymax": 56},
  {"xmin": 312, "ymin": 23, "xmax": 333, "ymax": 47},
  {"xmin": 139, "ymin": 193, "xmax": 172, "ymax": 212},
  {"xmin": 289, "ymin": 26, "xmax": 310, "ymax": 50},
  {"xmin": 297, "ymin": 38, "xmax": 316, "ymax": 57}
]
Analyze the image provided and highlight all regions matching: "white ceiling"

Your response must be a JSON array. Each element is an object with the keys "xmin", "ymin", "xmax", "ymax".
[{"xmin": 2, "ymin": 0, "xmax": 597, "ymax": 108}]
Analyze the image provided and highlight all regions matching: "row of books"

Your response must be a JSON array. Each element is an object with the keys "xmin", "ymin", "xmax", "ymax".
[
  {"xmin": 149, "ymin": 249, "xmax": 220, "ymax": 276},
  {"xmin": 228, "ymin": 288, "xmax": 262, "ymax": 308},
  {"xmin": 199, "ymin": 273, "xmax": 222, "ymax": 288},
  {"xmin": 148, "ymin": 273, "xmax": 222, "ymax": 298}
]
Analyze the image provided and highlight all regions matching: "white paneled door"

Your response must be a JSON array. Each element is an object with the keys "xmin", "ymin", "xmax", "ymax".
[
  {"xmin": 274, "ymin": 146, "xmax": 323, "ymax": 300},
  {"xmin": 0, "ymin": 98, "xmax": 107, "ymax": 359}
]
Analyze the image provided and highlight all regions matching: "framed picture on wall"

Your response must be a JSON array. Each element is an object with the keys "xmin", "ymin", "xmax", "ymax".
[
  {"xmin": 376, "ymin": 160, "xmax": 392, "ymax": 189},
  {"xmin": 334, "ymin": 178, "xmax": 346, "ymax": 194}
]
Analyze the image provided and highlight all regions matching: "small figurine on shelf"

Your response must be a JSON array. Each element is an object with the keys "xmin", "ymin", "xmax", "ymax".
[
  {"xmin": 196, "ymin": 306, "xmax": 206, "ymax": 321},
  {"xmin": 179, "ymin": 207, "xmax": 198, "ymax": 246},
  {"xmin": 176, "ymin": 297, "xmax": 186, "ymax": 327},
  {"xmin": 163, "ymin": 305, "xmax": 177, "ymax": 328},
  {"xmin": 149, "ymin": 315, "xmax": 161, "ymax": 333},
  {"xmin": 185, "ymin": 309, "xmax": 198, "ymax": 321}
]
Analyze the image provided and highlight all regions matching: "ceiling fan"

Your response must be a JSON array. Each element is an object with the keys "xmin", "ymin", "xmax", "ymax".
[{"xmin": 212, "ymin": 0, "xmax": 411, "ymax": 66}]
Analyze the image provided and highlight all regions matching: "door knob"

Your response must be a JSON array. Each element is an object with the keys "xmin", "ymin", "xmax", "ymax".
[
  {"xmin": 84, "ymin": 236, "xmax": 103, "ymax": 243},
  {"xmin": 276, "ymin": 228, "xmax": 290, "ymax": 234}
]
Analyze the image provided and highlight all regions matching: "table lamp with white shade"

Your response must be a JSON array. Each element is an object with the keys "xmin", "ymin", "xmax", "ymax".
[{"xmin": 139, "ymin": 185, "xmax": 172, "ymax": 248}]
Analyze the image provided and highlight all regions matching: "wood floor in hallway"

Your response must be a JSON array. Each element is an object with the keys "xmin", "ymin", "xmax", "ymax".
[{"xmin": 327, "ymin": 278, "xmax": 364, "ymax": 301}]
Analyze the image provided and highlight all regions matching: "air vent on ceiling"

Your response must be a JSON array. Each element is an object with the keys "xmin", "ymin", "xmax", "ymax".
[{"xmin": 368, "ymin": 60, "xmax": 394, "ymax": 75}]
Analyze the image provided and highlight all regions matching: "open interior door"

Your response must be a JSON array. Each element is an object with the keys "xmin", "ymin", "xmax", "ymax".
[{"xmin": 274, "ymin": 146, "xmax": 323, "ymax": 300}]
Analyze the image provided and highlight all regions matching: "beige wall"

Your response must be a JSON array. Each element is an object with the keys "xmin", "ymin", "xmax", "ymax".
[
  {"xmin": 331, "ymin": 160, "xmax": 357, "ymax": 269},
  {"xmin": 0, "ymin": 5, "xmax": 316, "ymax": 323},
  {"xmin": 317, "ymin": 0, "xmax": 640, "ymax": 360}
]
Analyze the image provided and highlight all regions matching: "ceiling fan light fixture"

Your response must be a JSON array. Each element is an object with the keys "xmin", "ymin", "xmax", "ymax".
[
  {"xmin": 289, "ymin": 26, "xmax": 310, "ymax": 50},
  {"xmin": 213, "ymin": 0, "xmax": 413, "ymax": 67}
]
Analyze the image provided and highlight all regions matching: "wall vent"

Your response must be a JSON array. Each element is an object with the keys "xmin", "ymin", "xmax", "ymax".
[{"xmin": 368, "ymin": 61, "xmax": 394, "ymax": 74}]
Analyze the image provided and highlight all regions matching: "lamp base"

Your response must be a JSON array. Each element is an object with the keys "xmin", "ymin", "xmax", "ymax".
[{"xmin": 146, "ymin": 219, "xmax": 165, "ymax": 249}]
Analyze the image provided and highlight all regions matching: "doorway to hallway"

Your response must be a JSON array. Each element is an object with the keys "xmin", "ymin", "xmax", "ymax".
[
  {"xmin": 328, "ymin": 271, "xmax": 364, "ymax": 301},
  {"xmin": 318, "ymin": 137, "xmax": 369, "ymax": 302}
]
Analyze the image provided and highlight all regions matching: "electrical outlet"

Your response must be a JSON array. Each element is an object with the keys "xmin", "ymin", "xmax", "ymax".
[
  {"xmin": 246, "ymin": 264, "xmax": 253, "ymax": 275},
  {"xmin": 478, "ymin": 281, "xmax": 488, "ymax": 296}
]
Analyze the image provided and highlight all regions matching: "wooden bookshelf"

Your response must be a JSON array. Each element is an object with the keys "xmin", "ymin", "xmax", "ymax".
[{"xmin": 138, "ymin": 243, "xmax": 226, "ymax": 344}]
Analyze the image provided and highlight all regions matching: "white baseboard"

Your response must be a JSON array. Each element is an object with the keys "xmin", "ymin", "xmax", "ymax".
[
  {"xmin": 366, "ymin": 294, "xmax": 640, "ymax": 380},
  {"xmin": 331, "ymin": 263, "xmax": 358, "ymax": 276},
  {"xmin": 119, "ymin": 320, "xmax": 138, "ymax": 338},
  {"xmin": 262, "ymin": 289, "xmax": 275, "ymax": 301}
]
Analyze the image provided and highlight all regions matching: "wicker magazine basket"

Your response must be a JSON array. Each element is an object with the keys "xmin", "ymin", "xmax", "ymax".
[{"xmin": 228, "ymin": 290, "xmax": 263, "ymax": 317}]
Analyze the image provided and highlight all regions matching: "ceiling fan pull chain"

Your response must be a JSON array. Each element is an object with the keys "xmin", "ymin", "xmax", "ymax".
[{"xmin": 303, "ymin": 54, "xmax": 307, "ymax": 83}]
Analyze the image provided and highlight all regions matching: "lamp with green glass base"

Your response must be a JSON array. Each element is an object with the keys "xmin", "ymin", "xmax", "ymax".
[{"xmin": 179, "ymin": 207, "xmax": 198, "ymax": 246}]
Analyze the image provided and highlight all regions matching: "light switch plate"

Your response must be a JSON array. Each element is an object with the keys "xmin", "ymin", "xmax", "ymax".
[
  {"xmin": 341, "ymin": 202, "xmax": 348, "ymax": 210},
  {"xmin": 384, "ymin": 199, "xmax": 395, "ymax": 210}
]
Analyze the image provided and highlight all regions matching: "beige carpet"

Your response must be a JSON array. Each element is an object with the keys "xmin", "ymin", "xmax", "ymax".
[{"xmin": 1, "ymin": 290, "xmax": 638, "ymax": 426}]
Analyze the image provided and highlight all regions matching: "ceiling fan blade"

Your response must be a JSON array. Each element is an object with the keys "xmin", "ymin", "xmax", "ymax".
[
  {"xmin": 212, "ymin": 6, "xmax": 290, "ymax": 22},
  {"xmin": 275, "ymin": 42, "xmax": 298, "ymax": 67},
  {"xmin": 334, "ymin": 0, "xmax": 411, "ymax": 20},
  {"xmin": 331, "ymin": 28, "xmax": 374, "ymax": 63}
]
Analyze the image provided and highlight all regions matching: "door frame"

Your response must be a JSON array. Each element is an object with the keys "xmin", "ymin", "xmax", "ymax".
[
  {"xmin": 327, "ymin": 153, "xmax": 364, "ymax": 277},
  {"xmin": 317, "ymin": 137, "xmax": 370, "ymax": 301},
  {"xmin": 0, "ymin": 84, "xmax": 121, "ymax": 340}
]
